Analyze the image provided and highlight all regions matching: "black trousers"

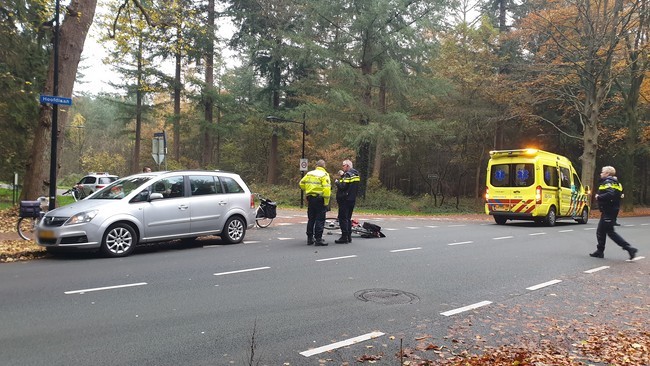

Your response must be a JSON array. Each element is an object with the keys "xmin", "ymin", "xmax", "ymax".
[
  {"xmin": 596, "ymin": 211, "xmax": 631, "ymax": 252},
  {"xmin": 337, "ymin": 200, "xmax": 356, "ymax": 236},
  {"xmin": 306, "ymin": 196, "xmax": 326, "ymax": 239}
]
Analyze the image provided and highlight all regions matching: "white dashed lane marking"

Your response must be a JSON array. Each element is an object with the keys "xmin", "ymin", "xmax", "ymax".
[
  {"xmin": 447, "ymin": 241, "xmax": 473, "ymax": 246},
  {"xmin": 526, "ymin": 279, "xmax": 562, "ymax": 291},
  {"xmin": 214, "ymin": 267, "xmax": 270, "ymax": 276},
  {"xmin": 299, "ymin": 331, "xmax": 385, "ymax": 357},
  {"xmin": 65, "ymin": 282, "xmax": 147, "ymax": 295},
  {"xmin": 558, "ymin": 229, "xmax": 574, "ymax": 233},
  {"xmin": 529, "ymin": 232, "xmax": 546, "ymax": 236},
  {"xmin": 440, "ymin": 301, "xmax": 492, "ymax": 316},
  {"xmin": 584, "ymin": 266, "xmax": 609, "ymax": 273},
  {"xmin": 390, "ymin": 247, "xmax": 422, "ymax": 253},
  {"xmin": 627, "ymin": 256, "xmax": 645, "ymax": 262},
  {"xmin": 492, "ymin": 236, "xmax": 513, "ymax": 240},
  {"xmin": 316, "ymin": 255, "xmax": 358, "ymax": 262}
]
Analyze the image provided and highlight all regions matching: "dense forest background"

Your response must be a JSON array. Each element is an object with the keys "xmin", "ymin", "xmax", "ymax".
[{"xmin": 2, "ymin": 0, "xmax": 650, "ymax": 209}]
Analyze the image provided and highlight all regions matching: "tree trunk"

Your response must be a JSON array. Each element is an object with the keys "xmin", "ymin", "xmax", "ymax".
[
  {"xmin": 23, "ymin": 0, "xmax": 97, "ymax": 201},
  {"xmin": 132, "ymin": 35, "xmax": 143, "ymax": 174},
  {"xmin": 202, "ymin": 0, "xmax": 215, "ymax": 168},
  {"xmin": 267, "ymin": 58, "xmax": 282, "ymax": 184},
  {"xmin": 173, "ymin": 25, "xmax": 182, "ymax": 162}
]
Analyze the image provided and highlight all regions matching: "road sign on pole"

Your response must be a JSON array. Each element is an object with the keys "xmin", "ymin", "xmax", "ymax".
[
  {"xmin": 152, "ymin": 132, "xmax": 166, "ymax": 165},
  {"xmin": 300, "ymin": 158, "xmax": 309, "ymax": 171},
  {"xmin": 40, "ymin": 95, "xmax": 72, "ymax": 106}
]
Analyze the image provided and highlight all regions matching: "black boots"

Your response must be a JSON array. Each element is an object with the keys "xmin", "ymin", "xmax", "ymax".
[
  {"xmin": 335, "ymin": 235, "xmax": 348, "ymax": 244},
  {"xmin": 307, "ymin": 236, "xmax": 314, "ymax": 245},
  {"xmin": 314, "ymin": 238, "xmax": 327, "ymax": 246},
  {"xmin": 589, "ymin": 251, "xmax": 604, "ymax": 258},
  {"xmin": 627, "ymin": 247, "xmax": 638, "ymax": 260}
]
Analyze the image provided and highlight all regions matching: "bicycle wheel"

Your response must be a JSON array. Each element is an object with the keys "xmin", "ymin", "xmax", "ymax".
[
  {"xmin": 324, "ymin": 217, "xmax": 340, "ymax": 231},
  {"xmin": 255, "ymin": 207, "xmax": 273, "ymax": 228},
  {"xmin": 17, "ymin": 217, "xmax": 38, "ymax": 241}
]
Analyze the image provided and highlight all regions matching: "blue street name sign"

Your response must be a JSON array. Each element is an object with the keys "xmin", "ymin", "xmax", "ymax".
[{"xmin": 40, "ymin": 95, "xmax": 72, "ymax": 106}]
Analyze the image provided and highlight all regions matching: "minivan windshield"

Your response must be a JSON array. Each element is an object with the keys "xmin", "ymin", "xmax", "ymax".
[{"xmin": 92, "ymin": 177, "xmax": 152, "ymax": 199}]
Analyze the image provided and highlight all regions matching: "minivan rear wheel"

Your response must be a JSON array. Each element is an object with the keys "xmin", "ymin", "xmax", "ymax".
[
  {"xmin": 544, "ymin": 207, "xmax": 557, "ymax": 227},
  {"xmin": 221, "ymin": 216, "xmax": 246, "ymax": 244},
  {"xmin": 100, "ymin": 223, "xmax": 136, "ymax": 257}
]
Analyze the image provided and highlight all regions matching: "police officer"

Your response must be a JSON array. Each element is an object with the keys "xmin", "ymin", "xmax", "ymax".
[
  {"xmin": 590, "ymin": 166, "xmax": 638, "ymax": 260},
  {"xmin": 334, "ymin": 159, "xmax": 360, "ymax": 244},
  {"xmin": 299, "ymin": 159, "xmax": 331, "ymax": 246}
]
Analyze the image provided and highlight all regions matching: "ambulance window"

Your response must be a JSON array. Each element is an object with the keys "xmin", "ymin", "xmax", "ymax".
[
  {"xmin": 573, "ymin": 173, "xmax": 582, "ymax": 191},
  {"xmin": 559, "ymin": 167, "xmax": 571, "ymax": 188},
  {"xmin": 514, "ymin": 164, "xmax": 534, "ymax": 187},
  {"xmin": 543, "ymin": 165, "xmax": 559, "ymax": 186},
  {"xmin": 490, "ymin": 164, "xmax": 510, "ymax": 187}
]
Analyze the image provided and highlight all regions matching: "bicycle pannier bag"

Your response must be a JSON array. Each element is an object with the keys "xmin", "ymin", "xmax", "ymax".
[
  {"xmin": 263, "ymin": 201, "xmax": 277, "ymax": 219},
  {"xmin": 19, "ymin": 200, "xmax": 41, "ymax": 218},
  {"xmin": 361, "ymin": 222, "xmax": 386, "ymax": 238}
]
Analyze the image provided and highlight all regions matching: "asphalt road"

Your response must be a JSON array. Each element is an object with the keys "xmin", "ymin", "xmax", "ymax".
[{"xmin": 0, "ymin": 211, "xmax": 647, "ymax": 365}]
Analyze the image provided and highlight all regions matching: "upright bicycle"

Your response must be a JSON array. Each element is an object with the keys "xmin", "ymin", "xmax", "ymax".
[
  {"xmin": 62, "ymin": 184, "xmax": 86, "ymax": 201},
  {"xmin": 17, "ymin": 196, "xmax": 49, "ymax": 241},
  {"xmin": 255, "ymin": 193, "xmax": 277, "ymax": 228}
]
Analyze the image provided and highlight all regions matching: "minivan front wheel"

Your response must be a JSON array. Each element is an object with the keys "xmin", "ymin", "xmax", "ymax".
[
  {"xmin": 222, "ymin": 216, "xmax": 246, "ymax": 244},
  {"xmin": 576, "ymin": 207, "xmax": 589, "ymax": 224},
  {"xmin": 100, "ymin": 223, "xmax": 136, "ymax": 257}
]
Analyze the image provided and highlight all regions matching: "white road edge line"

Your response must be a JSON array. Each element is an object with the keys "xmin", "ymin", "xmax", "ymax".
[
  {"xmin": 493, "ymin": 236, "xmax": 513, "ymax": 240},
  {"xmin": 440, "ymin": 301, "xmax": 492, "ymax": 316},
  {"xmin": 65, "ymin": 282, "xmax": 147, "ymax": 295},
  {"xmin": 316, "ymin": 255, "xmax": 358, "ymax": 262},
  {"xmin": 448, "ymin": 241, "xmax": 473, "ymax": 246},
  {"xmin": 390, "ymin": 247, "xmax": 422, "ymax": 253},
  {"xmin": 526, "ymin": 279, "xmax": 562, "ymax": 291},
  {"xmin": 584, "ymin": 266, "xmax": 609, "ymax": 274},
  {"xmin": 214, "ymin": 267, "xmax": 270, "ymax": 276},
  {"xmin": 300, "ymin": 331, "xmax": 385, "ymax": 357}
]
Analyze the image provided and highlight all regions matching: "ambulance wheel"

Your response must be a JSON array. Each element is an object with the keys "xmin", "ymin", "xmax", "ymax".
[
  {"xmin": 494, "ymin": 216, "xmax": 507, "ymax": 225},
  {"xmin": 544, "ymin": 207, "xmax": 557, "ymax": 227},
  {"xmin": 575, "ymin": 207, "xmax": 589, "ymax": 224}
]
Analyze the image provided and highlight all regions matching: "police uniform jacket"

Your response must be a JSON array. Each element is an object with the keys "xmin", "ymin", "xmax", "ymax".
[
  {"xmin": 596, "ymin": 176, "xmax": 622, "ymax": 214},
  {"xmin": 335, "ymin": 168, "xmax": 360, "ymax": 203}
]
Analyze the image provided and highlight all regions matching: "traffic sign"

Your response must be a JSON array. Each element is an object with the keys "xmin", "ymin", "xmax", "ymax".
[
  {"xmin": 300, "ymin": 158, "xmax": 309, "ymax": 171},
  {"xmin": 40, "ymin": 95, "xmax": 72, "ymax": 106}
]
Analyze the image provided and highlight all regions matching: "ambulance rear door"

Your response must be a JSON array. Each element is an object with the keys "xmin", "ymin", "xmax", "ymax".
[
  {"xmin": 487, "ymin": 161, "xmax": 535, "ymax": 213},
  {"xmin": 558, "ymin": 165, "xmax": 573, "ymax": 216}
]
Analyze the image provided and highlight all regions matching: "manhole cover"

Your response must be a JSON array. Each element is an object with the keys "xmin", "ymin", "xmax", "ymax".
[{"xmin": 355, "ymin": 289, "xmax": 419, "ymax": 305}]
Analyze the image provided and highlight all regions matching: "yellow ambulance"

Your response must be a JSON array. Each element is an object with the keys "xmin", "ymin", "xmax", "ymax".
[{"xmin": 484, "ymin": 149, "xmax": 590, "ymax": 226}]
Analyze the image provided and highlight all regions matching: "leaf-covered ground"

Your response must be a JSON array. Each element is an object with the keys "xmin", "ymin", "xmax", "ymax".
[{"xmin": 1, "ymin": 208, "xmax": 648, "ymax": 365}]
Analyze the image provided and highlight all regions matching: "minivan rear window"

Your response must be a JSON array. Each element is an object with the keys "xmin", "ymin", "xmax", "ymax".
[
  {"xmin": 221, "ymin": 176, "xmax": 244, "ymax": 193},
  {"xmin": 490, "ymin": 163, "xmax": 534, "ymax": 187}
]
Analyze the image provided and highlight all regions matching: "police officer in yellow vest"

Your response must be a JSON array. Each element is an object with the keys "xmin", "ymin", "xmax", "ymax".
[
  {"xmin": 590, "ymin": 166, "xmax": 638, "ymax": 260},
  {"xmin": 299, "ymin": 159, "xmax": 331, "ymax": 246}
]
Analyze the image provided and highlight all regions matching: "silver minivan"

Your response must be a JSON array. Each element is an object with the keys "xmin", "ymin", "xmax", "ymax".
[{"xmin": 36, "ymin": 170, "xmax": 256, "ymax": 257}]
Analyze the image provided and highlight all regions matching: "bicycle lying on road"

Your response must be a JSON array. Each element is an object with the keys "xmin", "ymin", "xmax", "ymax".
[
  {"xmin": 16, "ymin": 197, "xmax": 49, "ymax": 241},
  {"xmin": 255, "ymin": 193, "xmax": 277, "ymax": 228},
  {"xmin": 324, "ymin": 217, "xmax": 386, "ymax": 238}
]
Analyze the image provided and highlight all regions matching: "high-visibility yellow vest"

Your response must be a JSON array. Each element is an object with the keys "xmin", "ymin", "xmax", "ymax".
[{"xmin": 299, "ymin": 167, "xmax": 331, "ymax": 205}]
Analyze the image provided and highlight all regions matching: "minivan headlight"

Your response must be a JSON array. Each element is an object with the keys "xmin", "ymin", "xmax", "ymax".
[{"xmin": 65, "ymin": 210, "xmax": 98, "ymax": 225}]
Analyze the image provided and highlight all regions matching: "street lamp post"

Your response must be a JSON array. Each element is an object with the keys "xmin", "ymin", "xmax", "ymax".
[
  {"xmin": 48, "ymin": 0, "xmax": 61, "ymax": 210},
  {"xmin": 266, "ymin": 113, "xmax": 306, "ymax": 208}
]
